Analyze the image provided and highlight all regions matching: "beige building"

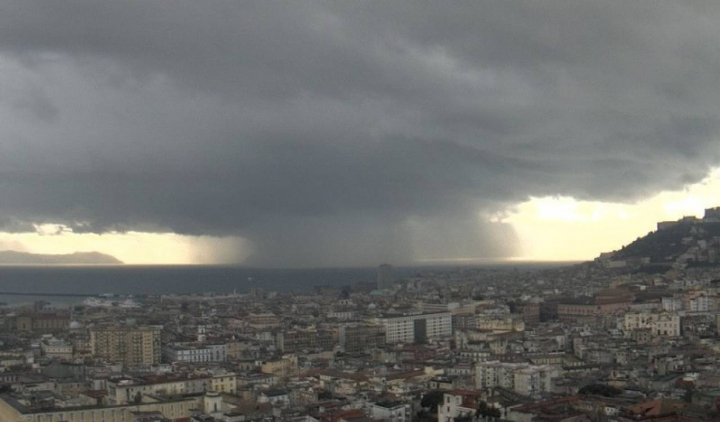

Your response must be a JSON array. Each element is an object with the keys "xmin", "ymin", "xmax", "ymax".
[
  {"xmin": 16, "ymin": 314, "xmax": 69, "ymax": 334},
  {"xmin": 624, "ymin": 312, "xmax": 681, "ymax": 338},
  {"xmin": 247, "ymin": 313, "xmax": 280, "ymax": 329},
  {"xmin": 476, "ymin": 315, "xmax": 525, "ymax": 332},
  {"xmin": 652, "ymin": 313, "xmax": 681, "ymax": 337},
  {"xmin": 108, "ymin": 374, "xmax": 236, "ymax": 405},
  {"xmin": 90, "ymin": 327, "xmax": 161, "ymax": 368},
  {"xmin": 40, "ymin": 338, "xmax": 73, "ymax": 360},
  {"xmin": 0, "ymin": 393, "xmax": 199, "ymax": 422},
  {"xmin": 259, "ymin": 355, "xmax": 298, "ymax": 377},
  {"xmin": 210, "ymin": 374, "xmax": 237, "ymax": 395},
  {"xmin": 624, "ymin": 312, "xmax": 657, "ymax": 331}
]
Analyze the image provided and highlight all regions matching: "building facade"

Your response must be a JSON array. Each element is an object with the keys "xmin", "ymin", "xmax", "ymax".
[
  {"xmin": 90, "ymin": 327, "xmax": 161, "ymax": 368},
  {"xmin": 338, "ymin": 324, "xmax": 384, "ymax": 353},
  {"xmin": 0, "ymin": 393, "xmax": 199, "ymax": 422},
  {"xmin": 276, "ymin": 329, "xmax": 334, "ymax": 353},
  {"xmin": 161, "ymin": 343, "xmax": 227, "ymax": 363},
  {"xmin": 380, "ymin": 312, "xmax": 451, "ymax": 344}
]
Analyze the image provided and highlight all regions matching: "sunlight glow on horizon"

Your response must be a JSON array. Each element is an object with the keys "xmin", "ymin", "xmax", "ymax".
[
  {"xmin": 2, "ymin": 169, "xmax": 720, "ymax": 265},
  {"xmin": 500, "ymin": 168, "xmax": 720, "ymax": 261},
  {"xmin": 0, "ymin": 231, "xmax": 249, "ymax": 265}
]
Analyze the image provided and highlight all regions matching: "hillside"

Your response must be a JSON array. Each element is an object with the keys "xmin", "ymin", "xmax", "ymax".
[
  {"xmin": 0, "ymin": 251, "xmax": 123, "ymax": 265},
  {"xmin": 611, "ymin": 222, "xmax": 720, "ymax": 266}
]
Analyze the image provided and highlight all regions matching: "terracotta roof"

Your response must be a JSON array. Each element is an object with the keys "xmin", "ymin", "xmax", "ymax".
[
  {"xmin": 627, "ymin": 399, "xmax": 686, "ymax": 417},
  {"xmin": 386, "ymin": 370, "xmax": 425, "ymax": 381},
  {"xmin": 446, "ymin": 389, "xmax": 484, "ymax": 398}
]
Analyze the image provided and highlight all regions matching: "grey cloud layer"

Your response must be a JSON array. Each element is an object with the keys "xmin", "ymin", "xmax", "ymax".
[{"xmin": 1, "ymin": 1, "xmax": 719, "ymax": 265}]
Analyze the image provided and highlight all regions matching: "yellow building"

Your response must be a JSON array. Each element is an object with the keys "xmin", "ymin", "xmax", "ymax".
[
  {"xmin": 210, "ymin": 374, "xmax": 237, "ymax": 394},
  {"xmin": 259, "ymin": 355, "xmax": 298, "ymax": 377},
  {"xmin": 476, "ymin": 315, "xmax": 525, "ymax": 332},
  {"xmin": 90, "ymin": 327, "xmax": 161, "ymax": 368},
  {"xmin": 16, "ymin": 314, "xmax": 69, "ymax": 333}
]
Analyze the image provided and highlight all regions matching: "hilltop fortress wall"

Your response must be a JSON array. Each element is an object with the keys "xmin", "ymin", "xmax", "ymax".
[{"xmin": 657, "ymin": 207, "xmax": 720, "ymax": 231}]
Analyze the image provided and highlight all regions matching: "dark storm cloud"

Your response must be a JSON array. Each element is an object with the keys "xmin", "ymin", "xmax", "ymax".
[
  {"xmin": 1, "ymin": 1, "xmax": 720, "ymax": 265},
  {"xmin": 0, "ymin": 218, "xmax": 36, "ymax": 234}
]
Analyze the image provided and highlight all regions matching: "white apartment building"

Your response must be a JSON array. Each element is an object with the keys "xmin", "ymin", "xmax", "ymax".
[
  {"xmin": 475, "ymin": 361, "xmax": 559, "ymax": 397},
  {"xmin": 370, "ymin": 402, "xmax": 411, "ymax": 422},
  {"xmin": 513, "ymin": 366, "xmax": 559, "ymax": 397},
  {"xmin": 690, "ymin": 295, "xmax": 714, "ymax": 312},
  {"xmin": 162, "ymin": 343, "xmax": 227, "ymax": 363},
  {"xmin": 475, "ymin": 361, "xmax": 518, "ymax": 390},
  {"xmin": 438, "ymin": 390, "xmax": 484, "ymax": 422},
  {"xmin": 662, "ymin": 296, "xmax": 683, "ymax": 312},
  {"xmin": 380, "ymin": 312, "xmax": 451, "ymax": 344}
]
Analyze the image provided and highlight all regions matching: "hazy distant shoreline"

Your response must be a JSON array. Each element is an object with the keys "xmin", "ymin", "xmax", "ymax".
[
  {"xmin": 0, "ymin": 261, "xmax": 577, "ymax": 304},
  {"xmin": 0, "ymin": 251, "xmax": 123, "ymax": 265},
  {"xmin": 0, "ymin": 260, "xmax": 580, "ymax": 270}
]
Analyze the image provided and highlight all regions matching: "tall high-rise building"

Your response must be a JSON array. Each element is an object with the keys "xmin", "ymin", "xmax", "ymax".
[
  {"xmin": 90, "ymin": 326, "xmax": 161, "ymax": 367},
  {"xmin": 377, "ymin": 263, "xmax": 394, "ymax": 290}
]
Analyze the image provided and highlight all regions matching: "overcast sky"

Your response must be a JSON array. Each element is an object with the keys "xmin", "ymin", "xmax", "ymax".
[{"xmin": 1, "ymin": 1, "xmax": 720, "ymax": 266}]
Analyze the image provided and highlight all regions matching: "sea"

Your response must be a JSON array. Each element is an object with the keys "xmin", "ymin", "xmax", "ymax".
[{"xmin": 0, "ymin": 262, "xmax": 575, "ymax": 307}]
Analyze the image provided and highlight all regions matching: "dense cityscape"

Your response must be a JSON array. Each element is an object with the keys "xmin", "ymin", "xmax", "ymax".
[
  {"xmin": 5, "ymin": 1, "xmax": 720, "ymax": 421},
  {"xmin": 2, "ymin": 210, "xmax": 720, "ymax": 421}
]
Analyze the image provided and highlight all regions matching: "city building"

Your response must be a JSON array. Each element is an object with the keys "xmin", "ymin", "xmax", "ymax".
[
  {"xmin": 259, "ymin": 355, "xmax": 298, "ymax": 377},
  {"xmin": 276, "ymin": 328, "xmax": 334, "ymax": 353},
  {"xmin": 437, "ymin": 390, "xmax": 485, "ymax": 422},
  {"xmin": 338, "ymin": 324, "xmax": 384, "ymax": 353},
  {"xmin": 689, "ymin": 295, "xmax": 715, "ymax": 312},
  {"xmin": 369, "ymin": 401, "xmax": 410, "ymax": 422},
  {"xmin": 662, "ymin": 296, "xmax": 684, "ymax": 312},
  {"xmin": 161, "ymin": 343, "xmax": 227, "ymax": 363},
  {"xmin": 90, "ymin": 326, "xmax": 161, "ymax": 368},
  {"xmin": 40, "ymin": 337, "xmax": 73, "ymax": 360},
  {"xmin": 15, "ymin": 313, "xmax": 69, "ymax": 334},
  {"xmin": 0, "ymin": 393, "xmax": 200, "ymax": 422},
  {"xmin": 624, "ymin": 312, "xmax": 681, "ymax": 338},
  {"xmin": 475, "ymin": 361, "xmax": 559, "ymax": 397},
  {"xmin": 651, "ymin": 313, "xmax": 681, "ymax": 337},
  {"xmin": 476, "ymin": 315, "xmax": 525, "ymax": 332},
  {"xmin": 247, "ymin": 313, "xmax": 280, "ymax": 329},
  {"xmin": 380, "ymin": 312, "xmax": 451, "ymax": 344}
]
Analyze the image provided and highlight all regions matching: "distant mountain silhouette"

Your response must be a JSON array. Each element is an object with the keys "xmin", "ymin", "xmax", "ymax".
[{"xmin": 0, "ymin": 250, "xmax": 123, "ymax": 265}]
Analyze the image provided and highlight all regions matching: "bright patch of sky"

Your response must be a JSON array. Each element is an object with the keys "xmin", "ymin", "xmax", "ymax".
[{"xmin": 498, "ymin": 168, "xmax": 720, "ymax": 261}]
